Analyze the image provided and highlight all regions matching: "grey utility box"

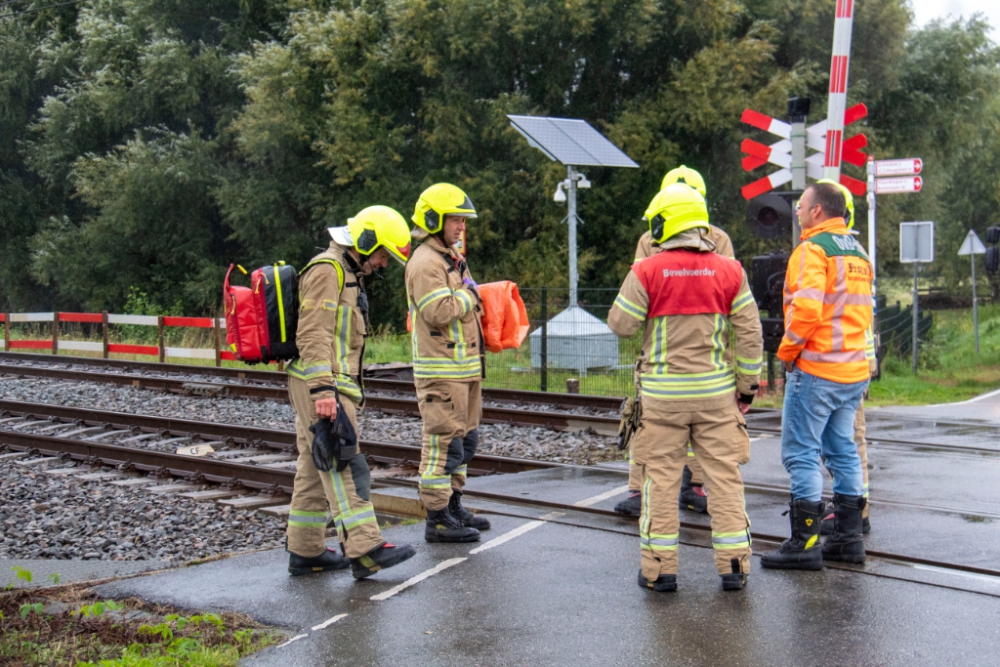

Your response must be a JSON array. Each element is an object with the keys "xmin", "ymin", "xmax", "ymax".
[{"xmin": 529, "ymin": 306, "xmax": 619, "ymax": 375}]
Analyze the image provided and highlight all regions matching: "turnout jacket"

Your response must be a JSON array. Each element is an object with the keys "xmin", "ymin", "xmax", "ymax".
[
  {"xmin": 609, "ymin": 230, "xmax": 763, "ymax": 411},
  {"xmin": 404, "ymin": 239, "xmax": 485, "ymax": 381},
  {"xmin": 633, "ymin": 225, "xmax": 735, "ymax": 263},
  {"xmin": 778, "ymin": 218, "xmax": 874, "ymax": 384},
  {"xmin": 287, "ymin": 241, "xmax": 368, "ymax": 403}
]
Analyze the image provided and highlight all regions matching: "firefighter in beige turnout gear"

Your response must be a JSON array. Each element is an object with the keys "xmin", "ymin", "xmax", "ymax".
[
  {"xmin": 285, "ymin": 206, "xmax": 416, "ymax": 578},
  {"xmin": 615, "ymin": 165, "xmax": 736, "ymax": 519},
  {"xmin": 609, "ymin": 184, "xmax": 763, "ymax": 592},
  {"xmin": 406, "ymin": 183, "xmax": 490, "ymax": 543}
]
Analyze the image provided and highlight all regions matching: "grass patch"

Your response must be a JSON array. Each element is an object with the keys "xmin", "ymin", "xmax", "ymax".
[{"xmin": 0, "ymin": 581, "xmax": 281, "ymax": 666}]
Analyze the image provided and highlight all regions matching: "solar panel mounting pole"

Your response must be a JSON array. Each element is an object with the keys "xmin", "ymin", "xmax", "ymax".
[{"xmin": 567, "ymin": 165, "xmax": 579, "ymax": 307}]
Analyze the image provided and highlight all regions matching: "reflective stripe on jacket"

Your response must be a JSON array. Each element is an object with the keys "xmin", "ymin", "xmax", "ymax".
[
  {"xmin": 404, "ymin": 240, "xmax": 484, "ymax": 381},
  {"xmin": 777, "ymin": 218, "xmax": 873, "ymax": 384},
  {"xmin": 288, "ymin": 242, "xmax": 367, "ymax": 403},
  {"xmin": 610, "ymin": 231, "xmax": 763, "ymax": 411}
]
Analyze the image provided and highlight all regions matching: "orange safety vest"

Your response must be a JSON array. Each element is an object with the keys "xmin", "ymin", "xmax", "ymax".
[{"xmin": 777, "ymin": 218, "xmax": 873, "ymax": 384}]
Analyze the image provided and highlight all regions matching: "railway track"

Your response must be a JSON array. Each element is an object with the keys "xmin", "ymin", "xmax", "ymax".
[
  {"xmin": 2, "ymin": 399, "xmax": 998, "ymax": 595},
  {"xmin": 0, "ymin": 400, "xmax": 562, "ymax": 494},
  {"xmin": 7, "ymin": 357, "xmax": 1000, "ymax": 456}
]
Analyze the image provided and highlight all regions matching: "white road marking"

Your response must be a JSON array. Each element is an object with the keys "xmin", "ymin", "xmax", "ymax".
[
  {"xmin": 574, "ymin": 485, "xmax": 630, "ymax": 507},
  {"xmin": 311, "ymin": 613, "xmax": 348, "ymax": 631},
  {"xmin": 370, "ymin": 557, "xmax": 467, "ymax": 601},
  {"xmin": 468, "ymin": 511, "xmax": 565, "ymax": 555},
  {"xmin": 921, "ymin": 386, "xmax": 1000, "ymax": 407},
  {"xmin": 277, "ymin": 633, "xmax": 308, "ymax": 648}
]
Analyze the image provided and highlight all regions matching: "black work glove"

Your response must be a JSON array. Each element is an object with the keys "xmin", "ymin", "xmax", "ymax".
[{"xmin": 309, "ymin": 402, "xmax": 359, "ymax": 473}]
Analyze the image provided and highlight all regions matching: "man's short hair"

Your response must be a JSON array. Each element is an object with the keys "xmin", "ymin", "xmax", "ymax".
[{"xmin": 806, "ymin": 183, "xmax": 847, "ymax": 219}]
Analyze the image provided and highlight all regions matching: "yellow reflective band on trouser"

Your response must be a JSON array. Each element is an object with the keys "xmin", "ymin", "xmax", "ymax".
[
  {"xmin": 640, "ymin": 370, "xmax": 736, "ymax": 400},
  {"xmin": 421, "ymin": 435, "xmax": 452, "ymax": 489},
  {"xmin": 614, "ymin": 294, "xmax": 647, "ymax": 320},
  {"xmin": 736, "ymin": 355, "xmax": 763, "ymax": 372},
  {"xmin": 287, "ymin": 359, "xmax": 333, "ymax": 381},
  {"xmin": 712, "ymin": 530, "xmax": 751, "ymax": 550},
  {"xmin": 339, "ymin": 506, "xmax": 377, "ymax": 532},
  {"xmin": 640, "ymin": 532, "xmax": 679, "ymax": 551},
  {"xmin": 417, "ymin": 288, "xmax": 452, "ymax": 311},
  {"xmin": 687, "ymin": 444, "xmax": 694, "ymax": 458},
  {"xmin": 288, "ymin": 510, "xmax": 328, "ymax": 530}
]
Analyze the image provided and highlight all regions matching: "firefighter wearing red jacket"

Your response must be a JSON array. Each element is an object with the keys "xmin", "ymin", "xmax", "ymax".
[{"xmin": 609, "ymin": 185, "xmax": 763, "ymax": 592}]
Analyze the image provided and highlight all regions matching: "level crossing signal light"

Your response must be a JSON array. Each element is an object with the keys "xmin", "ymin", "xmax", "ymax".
[
  {"xmin": 750, "ymin": 252, "xmax": 791, "ymax": 353},
  {"xmin": 986, "ymin": 225, "xmax": 1000, "ymax": 274},
  {"xmin": 746, "ymin": 190, "xmax": 801, "ymax": 240}
]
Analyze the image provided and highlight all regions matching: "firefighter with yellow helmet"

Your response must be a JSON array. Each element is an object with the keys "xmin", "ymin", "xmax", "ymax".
[
  {"xmin": 285, "ymin": 205, "xmax": 417, "ymax": 578},
  {"xmin": 817, "ymin": 179, "xmax": 876, "ymax": 536},
  {"xmin": 609, "ymin": 184, "xmax": 763, "ymax": 591},
  {"xmin": 614, "ymin": 165, "xmax": 738, "ymax": 518},
  {"xmin": 406, "ymin": 183, "xmax": 491, "ymax": 543}
]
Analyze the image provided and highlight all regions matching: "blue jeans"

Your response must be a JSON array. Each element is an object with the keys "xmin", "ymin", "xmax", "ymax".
[{"xmin": 781, "ymin": 369, "xmax": 868, "ymax": 501}]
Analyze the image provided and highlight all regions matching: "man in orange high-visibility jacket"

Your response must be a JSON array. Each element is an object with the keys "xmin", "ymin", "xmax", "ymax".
[{"xmin": 761, "ymin": 182, "xmax": 873, "ymax": 572}]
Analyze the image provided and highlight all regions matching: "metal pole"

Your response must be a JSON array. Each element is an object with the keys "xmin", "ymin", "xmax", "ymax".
[
  {"xmin": 567, "ymin": 165, "xmax": 578, "ymax": 308},
  {"xmin": 790, "ymin": 105, "xmax": 806, "ymax": 246},
  {"xmin": 972, "ymin": 254, "xmax": 979, "ymax": 354},
  {"xmin": 912, "ymin": 263, "xmax": 919, "ymax": 374},
  {"xmin": 867, "ymin": 157, "xmax": 879, "ymax": 378},
  {"xmin": 540, "ymin": 286, "xmax": 548, "ymax": 392}
]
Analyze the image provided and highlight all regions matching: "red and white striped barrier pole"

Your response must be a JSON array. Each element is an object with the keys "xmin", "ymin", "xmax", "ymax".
[{"xmin": 824, "ymin": 0, "xmax": 855, "ymax": 181}]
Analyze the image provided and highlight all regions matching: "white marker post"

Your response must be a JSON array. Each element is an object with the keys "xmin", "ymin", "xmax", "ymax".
[{"xmin": 958, "ymin": 230, "xmax": 987, "ymax": 353}]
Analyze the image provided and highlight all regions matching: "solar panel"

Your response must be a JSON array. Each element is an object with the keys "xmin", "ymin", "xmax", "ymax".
[{"xmin": 507, "ymin": 115, "xmax": 639, "ymax": 168}]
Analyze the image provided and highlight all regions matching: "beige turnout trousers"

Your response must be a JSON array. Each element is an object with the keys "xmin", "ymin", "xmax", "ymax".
[
  {"xmin": 632, "ymin": 398, "xmax": 752, "ymax": 579},
  {"xmin": 416, "ymin": 379, "xmax": 482, "ymax": 511},
  {"xmin": 286, "ymin": 376, "xmax": 383, "ymax": 559},
  {"xmin": 629, "ymin": 445, "xmax": 704, "ymax": 490}
]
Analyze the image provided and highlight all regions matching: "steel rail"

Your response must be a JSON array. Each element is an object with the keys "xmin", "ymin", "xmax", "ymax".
[
  {"xmin": 8, "ymin": 361, "xmax": 997, "ymax": 451},
  {"xmin": 0, "ymin": 400, "xmax": 562, "ymax": 476},
  {"xmin": 0, "ymin": 352, "xmax": 624, "ymax": 411}
]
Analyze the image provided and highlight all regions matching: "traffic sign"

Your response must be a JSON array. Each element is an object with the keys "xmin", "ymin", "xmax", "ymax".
[
  {"xmin": 958, "ymin": 229, "xmax": 987, "ymax": 256},
  {"xmin": 900, "ymin": 222, "xmax": 934, "ymax": 263},
  {"xmin": 874, "ymin": 158, "xmax": 922, "ymax": 177},
  {"xmin": 874, "ymin": 175, "xmax": 922, "ymax": 194}
]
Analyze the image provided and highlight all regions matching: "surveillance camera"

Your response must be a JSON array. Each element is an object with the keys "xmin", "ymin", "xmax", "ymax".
[
  {"xmin": 577, "ymin": 174, "xmax": 591, "ymax": 189},
  {"xmin": 553, "ymin": 182, "xmax": 567, "ymax": 203}
]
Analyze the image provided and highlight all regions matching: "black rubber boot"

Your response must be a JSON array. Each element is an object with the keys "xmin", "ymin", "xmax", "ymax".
[
  {"xmin": 638, "ymin": 570, "xmax": 677, "ymax": 592},
  {"xmin": 678, "ymin": 465, "xmax": 708, "ymax": 514},
  {"xmin": 760, "ymin": 498, "xmax": 825, "ymax": 570},
  {"xmin": 350, "ymin": 542, "xmax": 417, "ymax": 579},
  {"xmin": 287, "ymin": 547, "xmax": 350, "ymax": 576},
  {"xmin": 425, "ymin": 507, "xmax": 481, "ymax": 543},
  {"xmin": 721, "ymin": 558, "xmax": 747, "ymax": 591},
  {"xmin": 613, "ymin": 491, "xmax": 642, "ymax": 517},
  {"xmin": 822, "ymin": 494, "xmax": 867, "ymax": 564},
  {"xmin": 449, "ymin": 490, "xmax": 491, "ymax": 531},
  {"xmin": 821, "ymin": 502, "xmax": 870, "ymax": 535}
]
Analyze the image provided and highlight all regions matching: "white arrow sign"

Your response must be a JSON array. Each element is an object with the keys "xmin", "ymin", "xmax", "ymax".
[
  {"xmin": 875, "ymin": 175, "xmax": 923, "ymax": 194},
  {"xmin": 958, "ymin": 229, "xmax": 987, "ymax": 256},
  {"xmin": 874, "ymin": 158, "xmax": 922, "ymax": 177}
]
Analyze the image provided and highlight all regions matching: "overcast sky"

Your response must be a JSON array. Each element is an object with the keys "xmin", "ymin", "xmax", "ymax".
[{"xmin": 910, "ymin": 0, "xmax": 999, "ymax": 39}]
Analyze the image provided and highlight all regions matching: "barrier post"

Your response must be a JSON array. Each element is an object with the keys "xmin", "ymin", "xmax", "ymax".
[
  {"xmin": 3, "ymin": 313, "xmax": 8, "ymax": 352},
  {"xmin": 52, "ymin": 312, "xmax": 59, "ymax": 355},
  {"xmin": 158, "ymin": 316, "xmax": 165, "ymax": 363},
  {"xmin": 540, "ymin": 287, "xmax": 548, "ymax": 393},
  {"xmin": 102, "ymin": 311, "xmax": 109, "ymax": 358},
  {"xmin": 214, "ymin": 316, "xmax": 222, "ymax": 367}
]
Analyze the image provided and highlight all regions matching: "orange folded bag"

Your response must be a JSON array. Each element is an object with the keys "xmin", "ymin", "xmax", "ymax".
[{"xmin": 479, "ymin": 281, "xmax": 530, "ymax": 353}]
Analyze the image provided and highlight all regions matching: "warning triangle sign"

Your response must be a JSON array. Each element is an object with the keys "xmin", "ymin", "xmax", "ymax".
[{"xmin": 958, "ymin": 230, "xmax": 987, "ymax": 256}]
